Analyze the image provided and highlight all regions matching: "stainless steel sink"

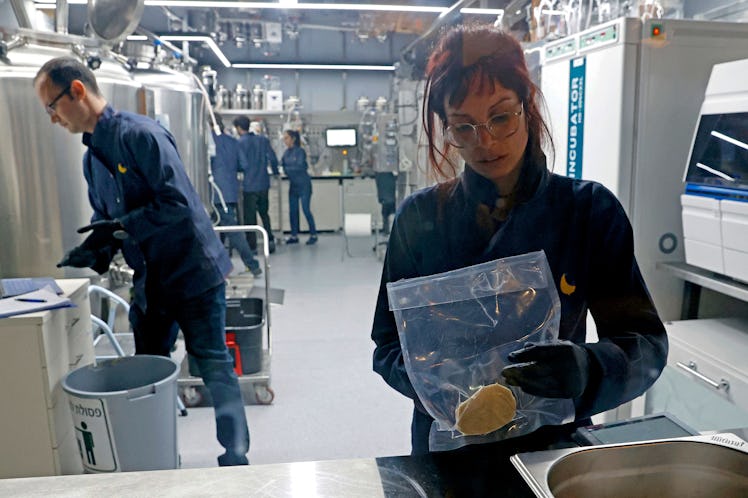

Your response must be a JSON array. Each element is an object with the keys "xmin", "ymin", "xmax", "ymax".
[{"xmin": 511, "ymin": 433, "xmax": 748, "ymax": 497}]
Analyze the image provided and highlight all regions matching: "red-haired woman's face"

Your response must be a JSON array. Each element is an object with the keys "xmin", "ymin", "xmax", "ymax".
[{"xmin": 444, "ymin": 80, "xmax": 528, "ymax": 193}]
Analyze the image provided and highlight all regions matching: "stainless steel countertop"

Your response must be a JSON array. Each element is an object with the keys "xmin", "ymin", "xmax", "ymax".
[
  {"xmin": 0, "ymin": 458, "xmax": 420, "ymax": 497},
  {"xmin": 0, "ymin": 451, "xmax": 532, "ymax": 497},
  {"xmin": 11, "ymin": 425, "xmax": 737, "ymax": 497}
]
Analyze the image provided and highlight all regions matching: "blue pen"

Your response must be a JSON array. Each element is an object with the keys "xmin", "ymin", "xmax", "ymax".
[{"xmin": 15, "ymin": 298, "xmax": 47, "ymax": 303}]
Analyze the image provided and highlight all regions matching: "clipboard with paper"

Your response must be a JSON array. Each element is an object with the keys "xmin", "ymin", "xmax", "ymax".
[{"xmin": 0, "ymin": 287, "xmax": 74, "ymax": 319}]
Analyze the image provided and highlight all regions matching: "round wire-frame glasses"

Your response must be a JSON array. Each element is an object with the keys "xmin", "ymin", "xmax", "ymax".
[{"xmin": 445, "ymin": 103, "xmax": 524, "ymax": 148}]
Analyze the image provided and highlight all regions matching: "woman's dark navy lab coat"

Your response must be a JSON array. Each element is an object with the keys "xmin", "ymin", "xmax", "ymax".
[
  {"xmin": 81, "ymin": 106, "xmax": 231, "ymax": 310},
  {"xmin": 372, "ymin": 162, "xmax": 668, "ymax": 455}
]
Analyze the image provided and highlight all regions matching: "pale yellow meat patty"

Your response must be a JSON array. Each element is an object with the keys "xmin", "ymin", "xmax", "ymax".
[{"xmin": 454, "ymin": 383, "xmax": 517, "ymax": 436}]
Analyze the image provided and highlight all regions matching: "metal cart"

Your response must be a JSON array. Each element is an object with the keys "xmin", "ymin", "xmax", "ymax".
[{"xmin": 178, "ymin": 225, "xmax": 275, "ymax": 406}]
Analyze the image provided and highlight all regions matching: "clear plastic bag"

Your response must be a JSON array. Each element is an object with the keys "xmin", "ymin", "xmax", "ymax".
[{"xmin": 387, "ymin": 251, "xmax": 574, "ymax": 451}]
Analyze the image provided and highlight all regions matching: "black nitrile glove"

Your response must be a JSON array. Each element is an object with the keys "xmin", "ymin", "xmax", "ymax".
[
  {"xmin": 57, "ymin": 245, "xmax": 98, "ymax": 268},
  {"xmin": 77, "ymin": 219, "xmax": 128, "ymax": 249},
  {"xmin": 502, "ymin": 341, "xmax": 591, "ymax": 399}
]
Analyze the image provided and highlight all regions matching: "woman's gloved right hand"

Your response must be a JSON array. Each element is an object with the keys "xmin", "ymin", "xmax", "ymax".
[{"xmin": 501, "ymin": 341, "xmax": 591, "ymax": 399}]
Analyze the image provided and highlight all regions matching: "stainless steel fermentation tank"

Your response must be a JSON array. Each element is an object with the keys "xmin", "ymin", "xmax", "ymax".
[
  {"xmin": 0, "ymin": 39, "xmax": 211, "ymax": 278},
  {"xmin": 0, "ymin": 42, "xmax": 139, "ymax": 278},
  {"xmin": 130, "ymin": 67, "xmax": 211, "ymax": 207}
]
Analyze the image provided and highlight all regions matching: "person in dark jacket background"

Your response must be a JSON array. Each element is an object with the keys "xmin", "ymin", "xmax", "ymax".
[
  {"xmin": 210, "ymin": 115, "xmax": 261, "ymax": 276},
  {"xmin": 371, "ymin": 24, "xmax": 668, "ymax": 495},
  {"xmin": 233, "ymin": 116, "xmax": 279, "ymax": 254},
  {"xmin": 281, "ymin": 129, "xmax": 318, "ymax": 245},
  {"xmin": 35, "ymin": 57, "xmax": 250, "ymax": 466}
]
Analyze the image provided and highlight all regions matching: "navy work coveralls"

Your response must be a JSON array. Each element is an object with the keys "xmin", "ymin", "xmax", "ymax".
[
  {"xmin": 238, "ymin": 132, "xmax": 279, "ymax": 249},
  {"xmin": 372, "ymin": 162, "xmax": 668, "ymax": 457},
  {"xmin": 281, "ymin": 145, "xmax": 317, "ymax": 237},
  {"xmin": 211, "ymin": 131, "xmax": 260, "ymax": 272},
  {"xmin": 82, "ymin": 106, "xmax": 249, "ymax": 464}
]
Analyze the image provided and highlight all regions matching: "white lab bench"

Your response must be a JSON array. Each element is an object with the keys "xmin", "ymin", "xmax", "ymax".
[
  {"xmin": 267, "ymin": 175, "xmax": 381, "ymax": 234},
  {"xmin": 0, "ymin": 279, "xmax": 93, "ymax": 478}
]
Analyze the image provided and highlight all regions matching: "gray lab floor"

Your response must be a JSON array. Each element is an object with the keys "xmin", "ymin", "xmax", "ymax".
[{"xmin": 176, "ymin": 233, "xmax": 413, "ymax": 468}]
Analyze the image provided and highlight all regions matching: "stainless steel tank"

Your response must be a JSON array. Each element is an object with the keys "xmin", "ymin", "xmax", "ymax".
[
  {"xmin": 0, "ymin": 40, "xmax": 140, "ymax": 278},
  {"xmin": 216, "ymin": 84, "xmax": 231, "ymax": 109},
  {"xmin": 130, "ymin": 67, "xmax": 211, "ymax": 206},
  {"xmin": 233, "ymin": 83, "xmax": 249, "ymax": 109}
]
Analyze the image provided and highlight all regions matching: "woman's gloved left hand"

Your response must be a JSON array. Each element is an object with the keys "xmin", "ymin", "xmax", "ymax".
[{"xmin": 501, "ymin": 341, "xmax": 590, "ymax": 399}]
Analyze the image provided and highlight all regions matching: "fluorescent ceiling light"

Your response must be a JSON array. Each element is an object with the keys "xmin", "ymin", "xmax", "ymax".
[
  {"xmin": 231, "ymin": 63, "xmax": 396, "ymax": 71},
  {"xmin": 34, "ymin": 0, "xmax": 502, "ymax": 16},
  {"xmin": 160, "ymin": 35, "xmax": 231, "ymax": 67},
  {"xmin": 126, "ymin": 35, "xmax": 149, "ymax": 41},
  {"xmin": 711, "ymin": 130, "xmax": 748, "ymax": 151}
]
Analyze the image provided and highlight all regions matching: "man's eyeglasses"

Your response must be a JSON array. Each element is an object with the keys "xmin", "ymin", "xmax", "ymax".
[
  {"xmin": 46, "ymin": 85, "xmax": 71, "ymax": 116},
  {"xmin": 445, "ymin": 103, "xmax": 524, "ymax": 148}
]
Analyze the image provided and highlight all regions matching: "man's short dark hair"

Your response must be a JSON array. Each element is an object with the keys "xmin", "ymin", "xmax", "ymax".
[
  {"xmin": 233, "ymin": 116, "xmax": 250, "ymax": 132},
  {"xmin": 34, "ymin": 57, "xmax": 101, "ymax": 95}
]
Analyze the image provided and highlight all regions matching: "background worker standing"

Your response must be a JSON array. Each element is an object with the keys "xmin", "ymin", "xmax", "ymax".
[
  {"xmin": 34, "ymin": 56, "xmax": 250, "ymax": 466},
  {"xmin": 233, "ymin": 117, "xmax": 279, "ymax": 254},
  {"xmin": 210, "ymin": 115, "xmax": 262, "ymax": 276}
]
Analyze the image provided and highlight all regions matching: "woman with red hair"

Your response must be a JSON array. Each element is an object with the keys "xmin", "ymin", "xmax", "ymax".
[{"xmin": 371, "ymin": 23, "xmax": 667, "ymax": 494}]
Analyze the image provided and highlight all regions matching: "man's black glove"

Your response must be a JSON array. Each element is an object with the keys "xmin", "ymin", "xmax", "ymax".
[
  {"xmin": 501, "ymin": 341, "xmax": 591, "ymax": 399},
  {"xmin": 57, "ymin": 245, "xmax": 98, "ymax": 268},
  {"xmin": 77, "ymin": 219, "xmax": 128, "ymax": 249}
]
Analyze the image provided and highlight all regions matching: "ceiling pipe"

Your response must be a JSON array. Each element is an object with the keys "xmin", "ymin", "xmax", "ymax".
[
  {"xmin": 55, "ymin": 0, "xmax": 68, "ymax": 34},
  {"xmin": 133, "ymin": 26, "xmax": 198, "ymax": 65},
  {"xmin": 0, "ymin": 35, "xmax": 26, "ymax": 58},
  {"xmin": 9, "ymin": 0, "xmax": 34, "ymax": 29},
  {"xmin": 400, "ymin": 0, "xmax": 476, "ymax": 59}
]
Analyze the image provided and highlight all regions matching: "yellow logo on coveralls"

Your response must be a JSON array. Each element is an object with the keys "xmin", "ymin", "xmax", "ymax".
[
  {"xmin": 117, "ymin": 163, "xmax": 127, "ymax": 174},
  {"xmin": 560, "ymin": 274, "xmax": 576, "ymax": 296}
]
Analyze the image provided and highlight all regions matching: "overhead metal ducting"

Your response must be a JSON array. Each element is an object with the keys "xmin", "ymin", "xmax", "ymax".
[
  {"xmin": 54, "ymin": 0, "xmax": 68, "ymax": 34},
  {"xmin": 9, "ymin": 0, "xmax": 34, "ymax": 29},
  {"xmin": 398, "ymin": 0, "xmax": 480, "ymax": 79},
  {"xmin": 87, "ymin": 0, "xmax": 145, "ymax": 46}
]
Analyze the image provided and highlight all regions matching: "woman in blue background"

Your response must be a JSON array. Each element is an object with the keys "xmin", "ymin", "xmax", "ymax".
[{"xmin": 282, "ymin": 129, "xmax": 318, "ymax": 245}]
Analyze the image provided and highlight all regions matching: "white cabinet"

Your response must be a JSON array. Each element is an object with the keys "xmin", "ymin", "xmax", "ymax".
[
  {"xmin": 268, "ymin": 177, "xmax": 343, "ymax": 233},
  {"xmin": 681, "ymin": 195, "xmax": 748, "ymax": 283},
  {"xmin": 645, "ymin": 318, "xmax": 748, "ymax": 432},
  {"xmin": 0, "ymin": 279, "xmax": 93, "ymax": 478}
]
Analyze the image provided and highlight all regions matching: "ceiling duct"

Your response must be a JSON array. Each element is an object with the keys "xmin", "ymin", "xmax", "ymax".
[
  {"xmin": 55, "ymin": 0, "xmax": 68, "ymax": 34},
  {"xmin": 399, "ymin": 0, "xmax": 476, "ymax": 79},
  {"xmin": 9, "ymin": 0, "xmax": 33, "ymax": 29}
]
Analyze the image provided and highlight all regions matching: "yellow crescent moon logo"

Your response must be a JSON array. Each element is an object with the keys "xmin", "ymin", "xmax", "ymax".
[
  {"xmin": 560, "ymin": 273, "xmax": 576, "ymax": 296},
  {"xmin": 117, "ymin": 163, "xmax": 127, "ymax": 174}
]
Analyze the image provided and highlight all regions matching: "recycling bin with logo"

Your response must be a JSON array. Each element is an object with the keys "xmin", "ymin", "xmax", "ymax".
[{"xmin": 62, "ymin": 355, "xmax": 180, "ymax": 472}]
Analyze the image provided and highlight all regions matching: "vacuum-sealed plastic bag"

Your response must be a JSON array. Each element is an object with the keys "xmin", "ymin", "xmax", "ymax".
[{"xmin": 387, "ymin": 251, "xmax": 574, "ymax": 451}]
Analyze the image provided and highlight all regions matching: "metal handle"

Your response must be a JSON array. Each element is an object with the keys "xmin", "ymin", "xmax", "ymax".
[
  {"xmin": 676, "ymin": 361, "xmax": 730, "ymax": 391},
  {"xmin": 214, "ymin": 225, "xmax": 272, "ymax": 356}
]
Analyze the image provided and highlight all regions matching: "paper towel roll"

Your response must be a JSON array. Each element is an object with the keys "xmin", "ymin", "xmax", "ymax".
[{"xmin": 344, "ymin": 213, "xmax": 372, "ymax": 237}]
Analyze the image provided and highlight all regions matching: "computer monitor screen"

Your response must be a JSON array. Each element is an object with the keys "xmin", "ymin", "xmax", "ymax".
[
  {"xmin": 326, "ymin": 128, "xmax": 357, "ymax": 147},
  {"xmin": 685, "ymin": 112, "xmax": 748, "ymax": 191}
]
